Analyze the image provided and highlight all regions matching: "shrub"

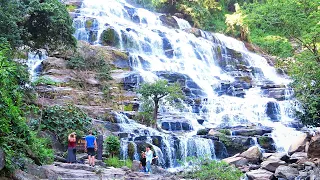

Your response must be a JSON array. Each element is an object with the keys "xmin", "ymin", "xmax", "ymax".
[
  {"xmin": 182, "ymin": 157, "xmax": 243, "ymax": 180},
  {"xmin": 104, "ymin": 157, "xmax": 132, "ymax": 168},
  {"xmin": 218, "ymin": 129, "xmax": 231, "ymax": 135},
  {"xmin": 105, "ymin": 135, "xmax": 120, "ymax": 157},
  {"xmin": 124, "ymin": 104, "xmax": 133, "ymax": 111},
  {"xmin": 32, "ymin": 76, "xmax": 59, "ymax": 86},
  {"xmin": 41, "ymin": 104, "xmax": 91, "ymax": 143}
]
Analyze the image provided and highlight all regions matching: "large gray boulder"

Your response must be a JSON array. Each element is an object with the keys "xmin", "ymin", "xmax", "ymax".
[
  {"xmin": 0, "ymin": 148, "xmax": 4, "ymax": 171},
  {"xmin": 246, "ymin": 169, "xmax": 274, "ymax": 180},
  {"xmin": 239, "ymin": 146, "xmax": 262, "ymax": 163},
  {"xmin": 223, "ymin": 155, "xmax": 249, "ymax": 167},
  {"xmin": 288, "ymin": 133, "xmax": 307, "ymax": 155},
  {"xmin": 274, "ymin": 165, "xmax": 299, "ymax": 179},
  {"xmin": 308, "ymin": 136, "xmax": 320, "ymax": 158},
  {"xmin": 132, "ymin": 160, "xmax": 140, "ymax": 172},
  {"xmin": 13, "ymin": 170, "xmax": 40, "ymax": 180}
]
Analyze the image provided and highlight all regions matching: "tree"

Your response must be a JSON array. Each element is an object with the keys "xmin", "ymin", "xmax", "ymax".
[
  {"xmin": 137, "ymin": 80, "xmax": 184, "ymax": 123},
  {"xmin": 105, "ymin": 135, "xmax": 120, "ymax": 158},
  {"xmin": 0, "ymin": 0, "xmax": 76, "ymax": 52}
]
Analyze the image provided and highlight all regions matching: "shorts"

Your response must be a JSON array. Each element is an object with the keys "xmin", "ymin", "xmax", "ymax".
[{"xmin": 87, "ymin": 148, "xmax": 95, "ymax": 156}]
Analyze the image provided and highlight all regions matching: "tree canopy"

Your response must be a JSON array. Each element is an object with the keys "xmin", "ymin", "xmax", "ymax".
[{"xmin": 0, "ymin": 0, "xmax": 76, "ymax": 52}]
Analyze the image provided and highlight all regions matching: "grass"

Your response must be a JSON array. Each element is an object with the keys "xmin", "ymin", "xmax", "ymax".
[
  {"xmin": 104, "ymin": 157, "xmax": 132, "ymax": 168},
  {"xmin": 32, "ymin": 76, "xmax": 59, "ymax": 86}
]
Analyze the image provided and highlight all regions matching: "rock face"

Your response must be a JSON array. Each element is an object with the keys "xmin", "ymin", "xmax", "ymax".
[
  {"xmin": 275, "ymin": 165, "xmax": 299, "ymax": 179},
  {"xmin": 261, "ymin": 159, "xmax": 286, "ymax": 172},
  {"xmin": 288, "ymin": 133, "xmax": 307, "ymax": 155},
  {"xmin": 307, "ymin": 136, "xmax": 320, "ymax": 158},
  {"xmin": 13, "ymin": 169, "xmax": 40, "ymax": 180},
  {"xmin": 159, "ymin": 15, "xmax": 179, "ymax": 29}
]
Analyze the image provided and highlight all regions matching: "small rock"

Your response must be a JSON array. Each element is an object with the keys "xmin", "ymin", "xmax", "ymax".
[
  {"xmin": 275, "ymin": 165, "xmax": 299, "ymax": 179},
  {"xmin": 121, "ymin": 166, "xmax": 130, "ymax": 171},
  {"xmin": 246, "ymin": 169, "xmax": 274, "ymax": 180}
]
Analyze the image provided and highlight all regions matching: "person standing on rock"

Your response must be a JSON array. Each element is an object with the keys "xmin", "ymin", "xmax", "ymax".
[
  {"xmin": 145, "ymin": 146, "xmax": 153, "ymax": 174},
  {"xmin": 66, "ymin": 132, "xmax": 77, "ymax": 163},
  {"xmin": 140, "ymin": 152, "xmax": 147, "ymax": 172},
  {"xmin": 84, "ymin": 130, "xmax": 97, "ymax": 167}
]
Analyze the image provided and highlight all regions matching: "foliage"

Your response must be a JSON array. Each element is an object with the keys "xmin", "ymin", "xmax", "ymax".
[
  {"xmin": 181, "ymin": 157, "xmax": 243, "ymax": 180},
  {"xmin": 32, "ymin": 76, "xmax": 59, "ymax": 86},
  {"xmin": 67, "ymin": 43, "xmax": 112, "ymax": 82},
  {"xmin": 124, "ymin": 104, "xmax": 133, "ymax": 111},
  {"xmin": 218, "ymin": 129, "xmax": 231, "ymax": 136},
  {"xmin": 105, "ymin": 135, "xmax": 120, "ymax": 158},
  {"xmin": 41, "ymin": 104, "xmax": 91, "ymax": 143},
  {"xmin": 136, "ymin": 79, "xmax": 184, "ymax": 123},
  {"xmin": 0, "ymin": 44, "xmax": 53, "ymax": 173},
  {"xmin": 0, "ymin": 0, "xmax": 76, "ymax": 52},
  {"xmin": 288, "ymin": 52, "xmax": 320, "ymax": 126},
  {"xmin": 104, "ymin": 157, "xmax": 132, "ymax": 168}
]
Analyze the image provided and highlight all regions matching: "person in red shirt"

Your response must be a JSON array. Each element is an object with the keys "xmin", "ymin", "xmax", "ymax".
[{"xmin": 66, "ymin": 132, "xmax": 77, "ymax": 163}]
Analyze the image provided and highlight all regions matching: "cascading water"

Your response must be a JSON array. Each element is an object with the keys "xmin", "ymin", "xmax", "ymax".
[
  {"xmin": 26, "ymin": 51, "xmax": 47, "ymax": 81},
  {"xmin": 72, "ymin": 0, "xmax": 302, "ymax": 168}
]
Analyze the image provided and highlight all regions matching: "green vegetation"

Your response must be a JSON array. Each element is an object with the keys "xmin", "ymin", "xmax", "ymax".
[
  {"xmin": 41, "ymin": 104, "xmax": 91, "ymax": 143},
  {"xmin": 32, "ymin": 76, "xmax": 59, "ymax": 86},
  {"xmin": 105, "ymin": 135, "xmax": 120, "ymax": 158},
  {"xmin": 136, "ymin": 80, "xmax": 184, "ymax": 125},
  {"xmin": 218, "ymin": 129, "xmax": 231, "ymax": 136},
  {"xmin": 0, "ymin": 0, "xmax": 76, "ymax": 53},
  {"xmin": 124, "ymin": 104, "xmax": 133, "ymax": 111},
  {"xmin": 104, "ymin": 157, "xmax": 132, "ymax": 168},
  {"xmin": 0, "ymin": 44, "xmax": 53, "ymax": 173},
  {"xmin": 182, "ymin": 157, "xmax": 243, "ymax": 180}
]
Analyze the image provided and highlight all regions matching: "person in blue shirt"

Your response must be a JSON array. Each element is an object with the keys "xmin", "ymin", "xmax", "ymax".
[{"xmin": 84, "ymin": 130, "xmax": 97, "ymax": 167}]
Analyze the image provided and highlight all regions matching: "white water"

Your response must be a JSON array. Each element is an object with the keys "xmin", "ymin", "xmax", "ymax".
[
  {"xmin": 26, "ymin": 51, "xmax": 47, "ymax": 81},
  {"xmin": 73, "ymin": 0, "xmax": 302, "ymax": 167}
]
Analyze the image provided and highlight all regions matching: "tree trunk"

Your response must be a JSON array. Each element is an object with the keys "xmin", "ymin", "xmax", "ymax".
[{"xmin": 153, "ymin": 99, "xmax": 159, "ymax": 125}]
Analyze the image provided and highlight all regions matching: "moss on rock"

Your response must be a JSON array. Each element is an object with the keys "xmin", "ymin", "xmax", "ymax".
[{"xmin": 100, "ymin": 28, "xmax": 120, "ymax": 47}]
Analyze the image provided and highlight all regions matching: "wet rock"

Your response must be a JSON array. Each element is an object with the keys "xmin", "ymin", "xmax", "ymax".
[
  {"xmin": 0, "ymin": 148, "xmax": 4, "ymax": 171},
  {"xmin": 307, "ymin": 136, "xmax": 320, "ymax": 158},
  {"xmin": 239, "ymin": 146, "xmax": 262, "ymax": 163},
  {"xmin": 266, "ymin": 101, "xmax": 281, "ymax": 121},
  {"xmin": 62, "ymin": 0, "xmax": 83, "ymax": 8},
  {"xmin": 100, "ymin": 28, "xmax": 120, "ymax": 47},
  {"xmin": 218, "ymin": 135, "xmax": 252, "ymax": 156},
  {"xmin": 161, "ymin": 121, "xmax": 192, "ymax": 131},
  {"xmin": 246, "ymin": 169, "xmax": 274, "ymax": 180},
  {"xmin": 88, "ymin": 30, "xmax": 98, "ymax": 43},
  {"xmin": 261, "ymin": 159, "xmax": 286, "ymax": 172},
  {"xmin": 257, "ymin": 136, "xmax": 276, "ymax": 152},
  {"xmin": 159, "ymin": 15, "xmax": 179, "ymax": 29},
  {"xmin": 232, "ymin": 128, "xmax": 272, "ymax": 136},
  {"xmin": 288, "ymin": 133, "xmax": 307, "ymax": 155},
  {"xmin": 104, "ymin": 121, "xmax": 120, "ymax": 132},
  {"xmin": 197, "ymin": 119, "xmax": 205, "ymax": 125},
  {"xmin": 184, "ymin": 28, "xmax": 202, "ymax": 37},
  {"xmin": 85, "ymin": 17, "xmax": 98, "ymax": 30},
  {"xmin": 111, "ymin": 50, "xmax": 129, "ymax": 69},
  {"xmin": 275, "ymin": 165, "xmax": 299, "ymax": 179},
  {"xmin": 213, "ymin": 141, "xmax": 229, "ymax": 159},
  {"xmin": 197, "ymin": 129, "xmax": 209, "ymax": 135},
  {"xmin": 121, "ymin": 72, "xmax": 143, "ymax": 91},
  {"xmin": 263, "ymin": 152, "xmax": 289, "ymax": 162},
  {"xmin": 173, "ymin": 13, "xmax": 184, "ymax": 19},
  {"xmin": 13, "ymin": 169, "xmax": 40, "ymax": 180}
]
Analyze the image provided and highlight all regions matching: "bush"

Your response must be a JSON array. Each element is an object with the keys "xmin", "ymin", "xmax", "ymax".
[
  {"xmin": 32, "ymin": 76, "xmax": 59, "ymax": 86},
  {"xmin": 104, "ymin": 157, "xmax": 132, "ymax": 168},
  {"xmin": 41, "ymin": 104, "xmax": 91, "ymax": 143},
  {"xmin": 105, "ymin": 135, "xmax": 120, "ymax": 157},
  {"xmin": 182, "ymin": 157, "xmax": 243, "ymax": 180}
]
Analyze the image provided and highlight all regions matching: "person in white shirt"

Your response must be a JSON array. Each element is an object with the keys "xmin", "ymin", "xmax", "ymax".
[{"xmin": 145, "ymin": 146, "xmax": 153, "ymax": 173}]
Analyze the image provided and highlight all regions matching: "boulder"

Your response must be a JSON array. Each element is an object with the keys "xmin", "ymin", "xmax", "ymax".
[
  {"xmin": 307, "ymin": 136, "xmax": 320, "ymax": 158},
  {"xmin": 132, "ymin": 160, "xmax": 140, "ymax": 172},
  {"xmin": 266, "ymin": 101, "xmax": 281, "ymax": 121},
  {"xmin": 184, "ymin": 28, "xmax": 202, "ymax": 37},
  {"xmin": 263, "ymin": 152, "xmax": 289, "ymax": 162},
  {"xmin": 159, "ymin": 15, "xmax": 179, "ymax": 29},
  {"xmin": 288, "ymin": 133, "xmax": 307, "ymax": 155},
  {"xmin": 246, "ymin": 169, "xmax": 274, "ymax": 180},
  {"xmin": 257, "ymin": 136, "xmax": 276, "ymax": 152},
  {"xmin": 223, "ymin": 155, "xmax": 249, "ymax": 167},
  {"xmin": 0, "ymin": 148, "xmax": 4, "ymax": 171},
  {"xmin": 274, "ymin": 165, "xmax": 299, "ymax": 179},
  {"xmin": 261, "ymin": 159, "xmax": 286, "ymax": 172},
  {"xmin": 100, "ymin": 28, "xmax": 120, "ymax": 47},
  {"xmin": 290, "ymin": 152, "xmax": 307, "ymax": 163},
  {"xmin": 213, "ymin": 141, "xmax": 229, "ymax": 159},
  {"xmin": 13, "ymin": 169, "xmax": 40, "ymax": 180},
  {"xmin": 239, "ymin": 146, "xmax": 262, "ymax": 163}
]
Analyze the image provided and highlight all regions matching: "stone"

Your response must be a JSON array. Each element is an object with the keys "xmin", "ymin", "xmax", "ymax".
[
  {"xmin": 261, "ymin": 160, "xmax": 286, "ymax": 172},
  {"xmin": 290, "ymin": 152, "xmax": 307, "ymax": 163},
  {"xmin": 0, "ymin": 148, "xmax": 4, "ymax": 171},
  {"xmin": 288, "ymin": 133, "xmax": 307, "ymax": 155},
  {"xmin": 223, "ymin": 156, "xmax": 249, "ymax": 167},
  {"xmin": 208, "ymin": 129, "xmax": 219, "ymax": 136},
  {"xmin": 159, "ymin": 15, "xmax": 179, "ymax": 29},
  {"xmin": 197, "ymin": 129, "xmax": 209, "ymax": 135},
  {"xmin": 246, "ymin": 169, "xmax": 274, "ymax": 180},
  {"xmin": 132, "ymin": 160, "xmax": 140, "ymax": 172},
  {"xmin": 214, "ymin": 141, "xmax": 229, "ymax": 159},
  {"xmin": 263, "ymin": 152, "xmax": 289, "ymax": 162},
  {"xmin": 257, "ymin": 136, "xmax": 276, "ymax": 152},
  {"xmin": 13, "ymin": 169, "xmax": 40, "ymax": 180},
  {"xmin": 266, "ymin": 101, "xmax": 281, "ymax": 121},
  {"xmin": 62, "ymin": 0, "xmax": 83, "ymax": 8},
  {"xmin": 100, "ymin": 28, "xmax": 120, "ymax": 47},
  {"xmin": 184, "ymin": 28, "xmax": 202, "ymax": 37},
  {"xmin": 307, "ymin": 136, "xmax": 320, "ymax": 158},
  {"xmin": 239, "ymin": 146, "xmax": 262, "ymax": 163},
  {"xmin": 275, "ymin": 165, "xmax": 299, "ymax": 179}
]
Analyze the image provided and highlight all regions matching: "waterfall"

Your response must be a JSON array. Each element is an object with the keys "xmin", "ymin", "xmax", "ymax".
[
  {"xmin": 26, "ymin": 51, "xmax": 47, "ymax": 81},
  {"xmin": 73, "ymin": 0, "xmax": 302, "ymax": 168}
]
